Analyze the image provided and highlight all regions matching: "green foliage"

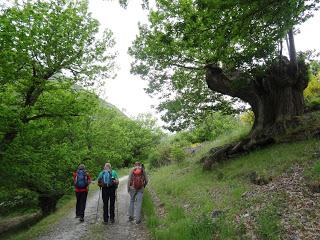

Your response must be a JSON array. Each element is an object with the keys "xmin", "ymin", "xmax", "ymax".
[
  {"xmin": 0, "ymin": 188, "xmax": 38, "ymax": 215},
  {"xmin": 148, "ymin": 113, "xmax": 245, "ymax": 168},
  {"xmin": 190, "ymin": 113, "xmax": 242, "ymax": 143},
  {"xmin": 304, "ymin": 68, "xmax": 320, "ymax": 108},
  {"xmin": 0, "ymin": 0, "xmax": 162, "ymax": 215},
  {"xmin": 129, "ymin": 0, "xmax": 319, "ymax": 130},
  {"xmin": 240, "ymin": 110, "xmax": 255, "ymax": 126},
  {"xmin": 0, "ymin": 90, "xmax": 161, "ymax": 213},
  {"xmin": 147, "ymin": 132, "xmax": 191, "ymax": 168},
  {"xmin": 170, "ymin": 144, "xmax": 186, "ymax": 163}
]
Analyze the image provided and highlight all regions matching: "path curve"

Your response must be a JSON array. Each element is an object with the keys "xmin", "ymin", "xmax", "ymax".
[{"xmin": 37, "ymin": 176, "xmax": 150, "ymax": 240}]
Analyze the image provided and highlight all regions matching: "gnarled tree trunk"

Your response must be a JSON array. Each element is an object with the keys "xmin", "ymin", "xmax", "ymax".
[{"xmin": 203, "ymin": 57, "xmax": 309, "ymax": 169}]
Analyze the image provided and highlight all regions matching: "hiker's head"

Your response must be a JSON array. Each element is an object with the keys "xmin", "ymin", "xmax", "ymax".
[
  {"xmin": 78, "ymin": 164, "xmax": 85, "ymax": 170},
  {"xmin": 134, "ymin": 162, "xmax": 141, "ymax": 167},
  {"xmin": 104, "ymin": 162, "xmax": 111, "ymax": 171}
]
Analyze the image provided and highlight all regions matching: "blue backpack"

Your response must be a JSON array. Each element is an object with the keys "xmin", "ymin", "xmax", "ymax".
[
  {"xmin": 75, "ymin": 170, "xmax": 88, "ymax": 189},
  {"xmin": 102, "ymin": 170, "xmax": 113, "ymax": 187}
]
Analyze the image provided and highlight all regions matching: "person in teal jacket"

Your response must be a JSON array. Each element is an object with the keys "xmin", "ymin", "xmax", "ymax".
[{"xmin": 97, "ymin": 162, "xmax": 119, "ymax": 224}]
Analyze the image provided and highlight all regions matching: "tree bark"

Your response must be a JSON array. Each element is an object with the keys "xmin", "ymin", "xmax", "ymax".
[
  {"xmin": 203, "ymin": 57, "xmax": 309, "ymax": 169},
  {"xmin": 206, "ymin": 58, "xmax": 308, "ymax": 138},
  {"xmin": 287, "ymin": 28, "xmax": 297, "ymax": 65}
]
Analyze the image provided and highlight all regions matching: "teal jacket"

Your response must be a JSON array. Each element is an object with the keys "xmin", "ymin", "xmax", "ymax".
[
  {"xmin": 97, "ymin": 169, "xmax": 119, "ymax": 182},
  {"xmin": 97, "ymin": 170, "xmax": 119, "ymax": 188}
]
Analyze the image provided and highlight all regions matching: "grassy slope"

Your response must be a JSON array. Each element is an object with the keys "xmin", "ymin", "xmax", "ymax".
[{"xmin": 143, "ymin": 133, "xmax": 320, "ymax": 239}]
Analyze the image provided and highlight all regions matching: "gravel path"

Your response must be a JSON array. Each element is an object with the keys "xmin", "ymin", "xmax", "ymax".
[{"xmin": 37, "ymin": 176, "xmax": 150, "ymax": 240}]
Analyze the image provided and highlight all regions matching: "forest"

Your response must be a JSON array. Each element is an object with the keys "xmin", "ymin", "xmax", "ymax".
[{"xmin": 1, "ymin": 0, "xmax": 320, "ymax": 239}]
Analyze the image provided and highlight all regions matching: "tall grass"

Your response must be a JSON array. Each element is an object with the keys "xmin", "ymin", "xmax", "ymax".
[{"xmin": 144, "ymin": 138, "xmax": 320, "ymax": 239}]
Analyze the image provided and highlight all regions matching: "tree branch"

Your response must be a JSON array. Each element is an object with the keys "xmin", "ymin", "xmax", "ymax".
[
  {"xmin": 205, "ymin": 64, "xmax": 257, "ymax": 105},
  {"xmin": 25, "ymin": 113, "xmax": 81, "ymax": 122}
]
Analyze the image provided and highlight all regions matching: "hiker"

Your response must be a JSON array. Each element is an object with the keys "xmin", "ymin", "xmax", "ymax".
[
  {"xmin": 97, "ymin": 162, "xmax": 119, "ymax": 224},
  {"xmin": 73, "ymin": 164, "xmax": 91, "ymax": 222},
  {"xmin": 127, "ymin": 161, "xmax": 148, "ymax": 224}
]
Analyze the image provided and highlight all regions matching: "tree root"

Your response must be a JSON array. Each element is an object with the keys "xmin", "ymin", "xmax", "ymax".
[
  {"xmin": 202, "ymin": 136, "xmax": 275, "ymax": 170},
  {"xmin": 202, "ymin": 110, "xmax": 320, "ymax": 170}
]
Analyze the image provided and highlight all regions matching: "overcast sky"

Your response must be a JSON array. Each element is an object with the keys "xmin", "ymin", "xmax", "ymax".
[{"xmin": 88, "ymin": 0, "xmax": 320, "ymax": 123}]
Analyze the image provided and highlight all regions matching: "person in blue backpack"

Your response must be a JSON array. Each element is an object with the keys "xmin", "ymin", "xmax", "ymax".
[
  {"xmin": 97, "ymin": 162, "xmax": 119, "ymax": 224},
  {"xmin": 73, "ymin": 164, "xmax": 91, "ymax": 222}
]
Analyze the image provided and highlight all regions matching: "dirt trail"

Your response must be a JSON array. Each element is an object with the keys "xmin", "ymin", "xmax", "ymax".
[{"xmin": 37, "ymin": 176, "xmax": 150, "ymax": 240}]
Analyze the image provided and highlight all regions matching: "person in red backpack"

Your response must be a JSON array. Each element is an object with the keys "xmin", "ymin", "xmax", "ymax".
[
  {"xmin": 73, "ymin": 164, "xmax": 91, "ymax": 222},
  {"xmin": 127, "ymin": 162, "xmax": 148, "ymax": 224}
]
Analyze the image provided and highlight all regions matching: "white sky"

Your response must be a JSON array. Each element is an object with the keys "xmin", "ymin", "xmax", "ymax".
[
  {"xmin": 88, "ymin": 0, "xmax": 320, "ymax": 123},
  {"xmin": 89, "ymin": 0, "xmax": 158, "ymax": 119}
]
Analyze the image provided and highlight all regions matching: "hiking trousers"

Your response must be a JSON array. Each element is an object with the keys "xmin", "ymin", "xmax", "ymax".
[
  {"xmin": 128, "ymin": 189, "xmax": 143, "ymax": 222},
  {"xmin": 102, "ymin": 186, "xmax": 116, "ymax": 222},
  {"xmin": 75, "ymin": 191, "xmax": 88, "ymax": 218}
]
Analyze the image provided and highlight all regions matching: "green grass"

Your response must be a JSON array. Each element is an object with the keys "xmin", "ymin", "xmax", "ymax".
[
  {"xmin": 256, "ymin": 204, "xmax": 282, "ymax": 240},
  {"xmin": 142, "ymin": 190, "xmax": 160, "ymax": 230},
  {"xmin": 144, "ymin": 137, "xmax": 320, "ymax": 239}
]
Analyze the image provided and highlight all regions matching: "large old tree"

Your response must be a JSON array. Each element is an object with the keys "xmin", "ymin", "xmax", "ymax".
[{"xmin": 129, "ymin": 0, "xmax": 320, "ymax": 167}]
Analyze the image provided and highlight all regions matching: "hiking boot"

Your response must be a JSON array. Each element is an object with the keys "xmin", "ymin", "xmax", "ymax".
[
  {"xmin": 110, "ymin": 218, "xmax": 115, "ymax": 224},
  {"xmin": 75, "ymin": 215, "xmax": 80, "ymax": 218},
  {"xmin": 103, "ymin": 221, "xmax": 108, "ymax": 225},
  {"xmin": 135, "ymin": 220, "xmax": 141, "ymax": 224},
  {"xmin": 79, "ymin": 217, "xmax": 84, "ymax": 222},
  {"xmin": 128, "ymin": 216, "xmax": 134, "ymax": 222}
]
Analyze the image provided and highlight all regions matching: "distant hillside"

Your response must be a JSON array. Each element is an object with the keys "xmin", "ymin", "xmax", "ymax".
[{"xmin": 98, "ymin": 98, "xmax": 128, "ymax": 118}]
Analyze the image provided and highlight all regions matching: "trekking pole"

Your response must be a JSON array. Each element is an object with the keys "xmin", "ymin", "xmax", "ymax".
[
  {"xmin": 116, "ymin": 190, "xmax": 119, "ymax": 223},
  {"xmin": 96, "ymin": 187, "xmax": 101, "ymax": 223}
]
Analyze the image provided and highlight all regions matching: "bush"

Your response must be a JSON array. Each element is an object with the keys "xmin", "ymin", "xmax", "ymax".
[
  {"xmin": 0, "ymin": 188, "xmax": 38, "ymax": 215},
  {"xmin": 148, "ymin": 134, "xmax": 190, "ymax": 168},
  {"xmin": 240, "ymin": 110, "xmax": 255, "ymax": 126},
  {"xmin": 191, "ymin": 113, "xmax": 242, "ymax": 143},
  {"xmin": 170, "ymin": 144, "xmax": 186, "ymax": 163},
  {"xmin": 304, "ymin": 72, "xmax": 320, "ymax": 108}
]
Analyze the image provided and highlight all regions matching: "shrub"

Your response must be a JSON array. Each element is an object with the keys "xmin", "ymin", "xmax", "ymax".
[
  {"xmin": 148, "ymin": 134, "xmax": 190, "ymax": 168},
  {"xmin": 240, "ymin": 110, "xmax": 255, "ymax": 126},
  {"xmin": 304, "ymin": 72, "xmax": 320, "ymax": 108},
  {"xmin": 170, "ymin": 144, "xmax": 186, "ymax": 163},
  {"xmin": 191, "ymin": 113, "xmax": 242, "ymax": 142},
  {"xmin": 0, "ymin": 188, "xmax": 38, "ymax": 215}
]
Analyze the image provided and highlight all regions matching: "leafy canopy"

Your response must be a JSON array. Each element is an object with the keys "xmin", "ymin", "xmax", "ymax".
[
  {"xmin": 129, "ymin": 0, "xmax": 320, "ymax": 130},
  {"xmin": 0, "ymin": 0, "xmax": 116, "ymax": 89}
]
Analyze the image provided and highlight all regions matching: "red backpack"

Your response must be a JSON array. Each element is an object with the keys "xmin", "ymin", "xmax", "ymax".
[{"xmin": 131, "ymin": 167, "xmax": 145, "ymax": 190}]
